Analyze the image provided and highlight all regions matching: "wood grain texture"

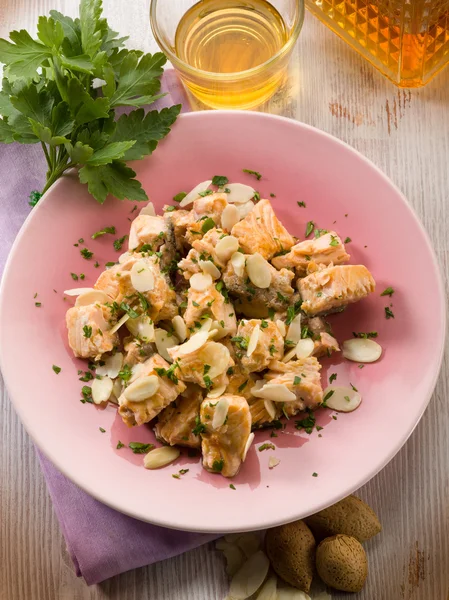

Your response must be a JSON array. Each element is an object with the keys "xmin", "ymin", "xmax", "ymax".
[{"xmin": 1, "ymin": 1, "xmax": 448, "ymax": 599}]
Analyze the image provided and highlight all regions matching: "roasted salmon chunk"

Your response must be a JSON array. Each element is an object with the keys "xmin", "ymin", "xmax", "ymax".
[
  {"xmin": 272, "ymin": 231, "xmax": 350, "ymax": 275},
  {"xmin": 178, "ymin": 228, "xmax": 227, "ymax": 279},
  {"xmin": 118, "ymin": 354, "xmax": 186, "ymax": 427},
  {"xmin": 154, "ymin": 384, "xmax": 203, "ymax": 448},
  {"xmin": 298, "ymin": 265, "xmax": 375, "ymax": 316},
  {"xmin": 183, "ymin": 285, "xmax": 237, "ymax": 338},
  {"xmin": 168, "ymin": 338, "xmax": 233, "ymax": 389},
  {"xmin": 128, "ymin": 215, "xmax": 167, "ymax": 251},
  {"xmin": 200, "ymin": 394, "xmax": 252, "ymax": 477},
  {"xmin": 66, "ymin": 304, "xmax": 118, "ymax": 359},
  {"xmin": 232, "ymin": 319, "xmax": 284, "ymax": 372},
  {"xmin": 231, "ymin": 199, "xmax": 295, "ymax": 259}
]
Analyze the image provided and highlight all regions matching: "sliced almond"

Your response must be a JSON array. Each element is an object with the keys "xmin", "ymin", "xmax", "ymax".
[
  {"xmin": 63, "ymin": 287, "xmax": 95, "ymax": 297},
  {"xmin": 295, "ymin": 338, "xmax": 315, "ymax": 359},
  {"xmin": 199, "ymin": 259, "xmax": 221, "ymax": 280},
  {"xmin": 256, "ymin": 383, "xmax": 297, "ymax": 403},
  {"xmin": 143, "ymin": 446, "xmax": 180, "ymax": 469},
  {"xmin": 198, "ymin": 318, "xmax": 213, "ymax": 333},
  {"xmin": 229, "ymin": 550, "xmax": 270, "ymax": 599},
  {"xmin": 119, "ymin": 251, "xmax": 132, "ymax": 264},
  {"xmin": 210, "ymin": 320, "xmax": 229, "ymax": 340},
  {"xmin": 124, "ymin": 375, "xmax": 159, "ymax": 402},
  {"xmin": 282, "ymin": 347, "xmax": 297, "ymax": 363},
  {"xmin": 247, "ymin": 324, "xmax": 260, "ymax": 357},
  {"xmin": 342, "ymin": 338, "xmax": 382, "ymax": 363},
  {"xmin": 221, "ymin": 205, "xmax": 240, "ymax": 231},
  {"xmin": 236, "ymin": 533, "xmax": 262, "ymax": 558},
  {"xmin": 179, "ymin": 180, "xmax": 213, "ymax": 208},
  {"xmin": 75, "ymin": 289, "xmax": 111, "ymax": 307},
  {"xmin": 91, "ymin": 376, "xmax": 113, "ymax": 404},
  {"xmin": 230, "ymin": 252, "xmax": 246, "ymax": 278},
  {"xmin": 96, "ymin": 352, "xmax": 123, "ymax": 379},
  {"xmin": 256, "ymin": 577, "xmax": 277, "ymax": 599},
  {"xmin": 268, "ymin": 456, "xmax": 280, "ymax": 469},
  {"xmin": 110, "ymin": 313, "xmax": 130, "ymax": 334},
  {"xmin": 215, "ymin": 235, "xmax": 239, "ymax": 262},
  {"xmin": 175, "ymin": 330, "xmax": 209, "ymax": 356},
  {"xmin": 155, "ymin": 328, "xmax": 179, "ymax": 362},
  {"xmin": 172, "ymin": 315, "xmax": 187, "ymax": 342},
  {"xmin": 251, "ymin": 380, "xmax": 266, "ymax": 396},
  {"xmin": 264, "ymin": 399, "xmax": 277, "ymax": 419},
  {"xmin": 190, "ymin": 272, "xmax": 213, "ymax": 292},
  {"xmin": 126, "ymin": 315, "xmax": 154, "ymax": 342},
  {"xmin": 201, "ymin": 342, "xmax": 230, "ymax": 378},
  {"xmin": 226, "ymin": 183, "xmax": 256, "ymax": 204},
  {"xmin": 246, "ymin": 253, "xmax": 272, "ymax": 289},
  {"xmin": 276, "ymin": 589, "xmax": 311, "ymax": 600},
  {"xmin": 242, "ymin": 432, "xmax": 255, "ymax": 462},
  {"xmin": 276, "ymin": 320, "xmax": 286, "ymax": 337},
  {"xmin": 207, "ymin": 384, "xmax": 227, "ymax": 399},
  {"xmin": 212, "ymin": 396, "xmax": 229, "ymax": 429},
  {"xmin": 323, "ymin": 385, "xmax": 362, "ymax": 412},
  {"xmin": 216, "ymin": 540, "xmax": 246, "ymax": 576},
  {"xmin": 130, "ymin": 259, "xmax": 155, "ymax": 293},
  {"xmin": 129, "ymin": 362, "xmax": 145, "ymax": 384},
  {"xmin": 139, "ymin": 201, "xmax": 155, "ymax": 216},
  {"xmin": 112, "ymin": 377, "xmax": 123, "ymax": 399},
  {"xmin": 286, "ymin": 314, "xmax": 302, "ymax": 345},
  {"xmin": 236, "ymin": 200, "xmax": 255, "ymax": 220},
  {"xmin": 128, "ymin": 226, "xmax": 139, "ymax": 251}
]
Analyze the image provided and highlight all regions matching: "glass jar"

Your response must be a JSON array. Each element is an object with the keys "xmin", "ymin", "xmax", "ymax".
[{"xmin": 306, "ymin": 0, "xmax": 449, "ymax": 86}]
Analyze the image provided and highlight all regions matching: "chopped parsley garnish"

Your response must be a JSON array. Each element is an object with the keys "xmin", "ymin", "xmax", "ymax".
[
  {"xmin": 258, "ymin": 443, "xmax": 275, "ymax": 452},
  {"xmin": 295, "ymin": 412, "xmax": 316, "ymax": 434},
  {"xmin": 80, "ymin": 273, "xmax": 85, "ymax": 280},
  {"xmin": 94, "ymin": 261, "xmax": 100, "ymax": 268},
  {"xmin": 192, "ymin": 416, "xmax": 206, "ymax": 436},
  {"xmin": 344, "ymin": 395, "xmax": 351, "ymax": 402},
  {"xmin": 129, "ymin": 442, "xmax": 154, "ymax": 454},
  {"xmin": 297, "ymin": 201, "xmax": 306, "ymax": 207},
  {"xmin": 385, "ymin": 306, "xmax": 395, "ymax": 319},
  {"xmin": 203, "ymin": 375, "xmax": 213, "ymax": 390},
  {"xmin": 155, "ymin": 362, "xmax": 179, "ymax": 384},
  {"xmin": 118, "ymin": 364, "xmax": 132, "ymax": 384},
  {"xmin": 344, "ymin": 237, "xmax": 352, "ymax": 243},
  {"xmin": 358, "ymin": 364, "xmax": 365, "ymax": 369},
  {"xmin": 270, "ymin": 193, "xmax": 276, "ymax": 198},
  {"xmin": 242, "ymin": 168, "xmax": 262, "ymax": 180},
  {"xmin": 350, "ymin": 383, "xmax": 358, "ymax": 392},
  {"xmin": 79, "ymin": 370, "xmax": 93, "ymax": 382},
  {"xmin": 165, "ymin": 205, "xmax": 176, "ymax": 212},
  {"xmin": 260, "ymin": 320, "xmax": 269, "ymax": 329},
  {"xmin": 83, "ymin": 325, "xmax": 92, "ymax": 338},
  {"xmin": 312, "ymin": 472, "xmax": 318, "ymax": 477},
  {"xmin": 293, "ymin": 376, "xmax": 302, "ymax": 386},
  {"xmin": 71, "ymin": 273, "xmax": 79, "ymax": 280},
  {"xmin": 179, "ymin": 469, "xmax": 189, "ymax": 475},
  {"xmin": 204, "ymin": 364, "xmax": 211, "ymax": 375},
  {"xmin": 268, "ymin": 308, "xmax": 275, "ymax": 320},
  {"xmin": 137, "ymin": 292, "xmax": 150, "ymax": 314},
  {"xmin": 322, "ymin": 389, "xmax": 335, "ymax": 407},
  {"xmin": 231, "ymin": 336, "xmax": 249, "ymax": 351},
  {"xmin": 35, "ymin": 302, "xmax": 42, "ymax": 307},
  {"xmin": 192, "ymin": 301, "xmax": 200, "ymax": 307},
  {"xmin": 253, "ymin": 191, "xmax": 260, "ymax": 201},
  {"xmin": 80, "ymin": 248, "xmax": 93, "ymax": 260},
  {"xmin": 229, "ymin": 484, "xmax": 236, "ymax": 490},
  {"xmin": 353, "ymin": 331, "xmax": 378, "ymax": 339},
  {"xmin": 329, "ymin": 373, "xmax": 337, "ymax": 384},
  {"xmin": 92, "ymin": 226, "xmax": 116, "ymax": 239},
  {"xmin": 286, "ymin": 301, "xmax": 302, "ymax": 325},
  {"xmin": 301, "ymin": 326, "xmax": 313, "ymax": 339},
  {"xmin": 116, "ymin": 441, "xmax": 125, "ymax": 449},
  {"xmin": 314, "ymin": 228, "xmax": 329, "ymax": 238},
  {"xmin": 198, "ymin": 189, "xmax": 213, "ymax": 197},
  {"xmin": 52, "ymin": 365, "xmax": 61, "ymax": 374},
  {"xmin": 172, "ymin": 474, "xmax": 180, "ymax": 479},
  {"xmin": 238, "ymin": 380, "xmax": 248, "ymax": 393},
  {"xmin": 227, "ymin": 367, "xmax": 234, "ymax": 376},
  {"xmin": 305, "ymin": 221, "xmax": 315, "ymax": 237},
  {"xmin": 276, "ymin": 292, "xmax": 289, "ymax": 304},
  {"xmin": 329, "ymin": 235, "xmax": 339, "ymax": 247},
  {"xmin": 113, "ymin": 235, "xmax": 128, "ymax": 251},
  {"xmin": 173, "ymin": 192, "xmax": 187, "ymax": 203},
  {"xmin": 212, "ymin": 175, "xmax": 229, "ymax": 187},
  {"xmin": 80, "ymin": 385, "xmax": 93, "ymax": 403},
  {"xmin": 120, "ymin": 302, "xmax": 139, "ymax": 319},
  {"xmin": 201, "ymin": 217, "xmax": 215, "ymax": 234},
  {"xmin": 99, "ymin": 427, "xmax": 106, "ymax": 433},
  {"xmin": 269, "ymin": 344, "xmax": 276, "ymax": 356},
  {"xmin": 381, "ymin": 287, "xmax": 395, "ymax": 297},
  {"xmin": 212, "ymin": 459, "xmax": 224, "ymax": 472}
]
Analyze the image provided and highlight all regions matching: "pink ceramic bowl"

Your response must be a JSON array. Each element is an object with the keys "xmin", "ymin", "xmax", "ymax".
[{"xmin": 0, "ymin": 111, "xmax": 445, "ymax": 532}]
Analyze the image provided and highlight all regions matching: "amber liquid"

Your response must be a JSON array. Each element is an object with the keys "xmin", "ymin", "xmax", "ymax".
[
  {"xmin": 174, "ymin": 0, "xmax": 290, "ymax": 109},
  {"xmin": 307, "ymin": 0, "xmax": 449, "ymax": 86}
]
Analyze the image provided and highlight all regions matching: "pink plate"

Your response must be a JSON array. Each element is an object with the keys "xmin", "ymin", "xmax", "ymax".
[{"xmin": 0, "ymin": 111, "xmax": 445, "ymax": 532}]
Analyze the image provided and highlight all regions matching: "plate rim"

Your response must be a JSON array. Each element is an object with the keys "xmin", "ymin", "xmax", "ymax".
[{"xmin": 0, "ymin": 110, "xmax": 446, "ymax": 532}]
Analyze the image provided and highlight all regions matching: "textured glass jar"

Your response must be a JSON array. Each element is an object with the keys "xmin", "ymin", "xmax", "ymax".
[{"xmin": 306, "ymin": 0, "xmax": 449, "ymax": 86}]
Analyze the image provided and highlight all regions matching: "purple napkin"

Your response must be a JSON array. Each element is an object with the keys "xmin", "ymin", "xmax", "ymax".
[{"xmin": 0, "ymin": 70, "xmax": 218, "ymax": 585}]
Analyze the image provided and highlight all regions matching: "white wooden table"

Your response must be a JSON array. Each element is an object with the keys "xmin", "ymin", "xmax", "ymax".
[{"xmin": 1, "ymin": 1, "xmax": 448, "ymax": 599}]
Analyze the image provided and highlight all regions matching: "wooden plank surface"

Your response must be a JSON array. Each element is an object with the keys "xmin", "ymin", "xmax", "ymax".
[{"xmin": 1, "ymin": 1, "xmax": 448, "ymax": 599}]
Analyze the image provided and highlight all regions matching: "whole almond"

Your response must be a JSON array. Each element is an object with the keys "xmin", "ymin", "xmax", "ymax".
[{"xmin": 316, "ymin": 534, "xmax": 368, "ymax": 592}]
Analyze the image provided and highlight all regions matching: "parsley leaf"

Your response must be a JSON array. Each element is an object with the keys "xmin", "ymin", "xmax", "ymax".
[
  {"xmin": 381, "ymin": 287, "xmax": 395, "ymax": 297},
  {"xmin": 305, "ymin": 221, "xmax": 315, "ymax": 237},
  {"xmin": 212, "ymin": 175, "xmax": 228, "ymax": 187},
  {"xmin": 128, "ymin": 442, "xmax": 154, "ymax": 454},
  {"xmin": 385, "ymin": 306, "xmax": 395, "ymax": 319},
  {"xmin": 173, "ymin": 191, "xmax": 186, "ymax": 203},
  {"xmin": 91, "ymin": 225, "xmax": 116, "ymax": 239},
  {"xmin": 242, "ymin": 168, "xmax": 262, "ymax": 180},
  {"xmin": 201, "ymin": 217, "xmax": 215, "ymax": 234},
  {"xmin": 80, "ymin": 247, "xmax": 93, "ymax": 259},
  {"xmin": 113, "ymin": 234, "xmax": 127, "ymax": 251},
  {"xmin": 52, "ymin": 365, "xmax": 61, "ymax": 374}
]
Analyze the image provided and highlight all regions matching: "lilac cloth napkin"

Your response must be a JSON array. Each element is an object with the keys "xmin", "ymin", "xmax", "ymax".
[{"xmin": 0, "ymin": 70, "xmax": 218, "ymax": 585}]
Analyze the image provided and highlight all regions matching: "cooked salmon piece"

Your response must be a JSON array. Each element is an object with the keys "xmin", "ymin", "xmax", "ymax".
[
  {"xmin": 154, "ymin": 384, "xmax": 203, "ymax": 448},
  {"xmin": 272, "ymin": 232, "xmax": 350, "ymax": 275},
  {"xmin": 168, "ymin": 339, "xmax": 233, "ymax": 389},
  {"xmin": 231, "ymin": 199, "xmax": 295, "ymax": 259},
  {"xmin": 264, "ymin": 357, "xmax": 323, "ymax": 416},
  {"xmin": 123, "ymin": 336, "xmax": 154, "ymax": 366},
  {"xmin": 193, "ymin": 192, "xmax": 228, "ymax": 224},
  {"xmin": 298, "ymin": 265, "xmax": 375, "ymax": 316},
  {"xmin": 232, "ymin": 319, "xmax": 284, "ymax": 372},
  {"xmin": 226, "ymin": 369, "xmax": 281, "ymax": 427},
  {"xmin": 128, "ymin": 215, "xmax": 167, "ymax": 251},
  {"xmin": 118, "ymin": 354, "xmax": 186, "ymax": 427},
  {"xmin": 94, "ymin": 254, "xmax": 177, "ymax": 322},
  {"xmin": 183, "ymin": 285, "xmax": 237, "ymax": 338},
  {"xmin": 200, "ymin": 394, "xmax": 252, "ymax": 477},
  {"xmin": 313, "ymin": 331, "xmax": 340, "ymax": 358},
  {"xmin": 178, "ymin": 228, "xmax": 227, "ymax": 279},
  {"xmin": 164, "ymin": 209, "xmax": 192, "ymax": 253},
  {"xmin": 66, "ymin": 304, "xmax": 118, "ymax": 360},
  {"xmin": 223, "ymin": 255, "xmax": 295, "ymax": 316}
]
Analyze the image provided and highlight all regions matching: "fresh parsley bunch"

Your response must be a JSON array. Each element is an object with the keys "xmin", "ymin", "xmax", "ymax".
[{"xmin": 0, "ymin": 0, "xmax": 180, "ymax": 204}]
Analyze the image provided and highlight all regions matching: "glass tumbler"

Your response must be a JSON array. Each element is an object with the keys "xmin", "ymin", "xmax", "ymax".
[{"xmin": 150, "ymin": 0, "xmax": 304, "ymax": 109}]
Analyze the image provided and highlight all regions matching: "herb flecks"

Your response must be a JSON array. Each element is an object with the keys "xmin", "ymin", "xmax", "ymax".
[
  {"xmin": 243, "ymin": 168, "xmax": 262, "ymax": 180},
  {"xmin": 305, "ymin": 221, "xmax": 315, "ymax": 238},
  {"xmin": 92, "ymin": 226, "xmax": 116, "ymax": 239},
  {"xmin": 385, "ymin": 307, "xmax": 395, "ymax": 319},
  {"xmin": 381, "ymin": 287, "xmax": 395, "ymax": 297}
]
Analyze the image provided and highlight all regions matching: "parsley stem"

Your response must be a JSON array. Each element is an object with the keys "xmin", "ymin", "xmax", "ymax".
[
  {"xmin": 42, "ymin": 161, "xmax": 77, "ymax": 194},
  {"xmin": 41, "ymin": 142, "xmax": 52, "ymax": 170}
]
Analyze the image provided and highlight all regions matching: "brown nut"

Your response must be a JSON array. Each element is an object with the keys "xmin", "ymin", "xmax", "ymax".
[
  {"xmin": 316, "ymin": 534, "xmax": 368, "ymax": 592},
  {"xmin": 265, "ymin": 520, "xmax": 315, "ymax": 593},
  {"xmin": 304, "ymin": 495, "xmax": 381, "ymax": 543}
]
